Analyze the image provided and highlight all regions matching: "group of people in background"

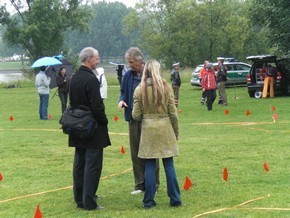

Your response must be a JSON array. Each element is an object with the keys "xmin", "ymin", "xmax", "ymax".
[{"xmin": 199, "ymin": 57, "xmax": 228, "ymax": 111}]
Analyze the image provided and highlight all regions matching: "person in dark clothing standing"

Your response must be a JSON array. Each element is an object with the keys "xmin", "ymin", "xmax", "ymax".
[
  {"xmin": 56, "ymin": 67, "xmax": 69, "ymax": 114},
  {"xmin": 170, "ymin": 62, "xmax": 181, "ymax": 107},
  {"xmin": 118, "ymin": 47, "xmax": 160, "ymax": 195},
  {"xmin": 216, "ymin": 57, "xmax": 228, "ymax": 106},
  {"xmin": 69, "ymin": 47, "xmax": 111, "ymax": 211}
]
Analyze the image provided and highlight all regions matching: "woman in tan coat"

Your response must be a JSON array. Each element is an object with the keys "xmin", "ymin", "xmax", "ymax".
[{"xmin": 132, "ymin": 60, "xmax": 182, "ymax": 208}]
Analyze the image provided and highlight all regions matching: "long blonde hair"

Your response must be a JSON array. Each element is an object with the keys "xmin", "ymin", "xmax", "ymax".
[{"xmin": 140, "ymin": 60, "xmax": 170, "ymax": 112}]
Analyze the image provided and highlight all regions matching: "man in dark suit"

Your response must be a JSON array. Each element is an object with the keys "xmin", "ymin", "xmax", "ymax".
[{"xmin": 69, "ymin": 47, "xmax": 111, "ymax": 210}]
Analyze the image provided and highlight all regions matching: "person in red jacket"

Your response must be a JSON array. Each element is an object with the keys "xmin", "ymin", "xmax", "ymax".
[
  {"xmin": 199, "ymin": 60, "xmax": 209, "ymax": 105},
  {"xmin": 202, "ymin": 63, "xmax": 217, "ymax": 111}
]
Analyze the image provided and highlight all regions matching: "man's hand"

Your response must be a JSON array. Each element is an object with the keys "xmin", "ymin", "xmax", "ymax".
[{"xmin": 118, "ymin": 100, "xmax": 128, "ymax": 111}]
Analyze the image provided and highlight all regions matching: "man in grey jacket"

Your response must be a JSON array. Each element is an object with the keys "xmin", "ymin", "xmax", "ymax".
[{"xmin": 35, "ymin": 66, "xmax": 51, "ymax": 120}]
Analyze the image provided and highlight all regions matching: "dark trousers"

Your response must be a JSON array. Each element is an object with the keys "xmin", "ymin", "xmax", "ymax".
[
  {"xmin": 73, "ymin": 147, "xmax": 103, "ymax": 210},
  {"xmin": 205, "ymin": 90, "xmax": 216, "ymax": 110},
  {"xmin": 58, "ymin": 90, "xmax": 68, "ymax": 114},
  {"xmin": 129, "ymin": 120, "xmax": 160, "ymax": 191},
  {"xmin": 143, "ymin": 158, "xmax": 182, "ymax": 208},
  {"xmin": 38, "ymin": 94, "xmax": 49, "ymax": 120}
]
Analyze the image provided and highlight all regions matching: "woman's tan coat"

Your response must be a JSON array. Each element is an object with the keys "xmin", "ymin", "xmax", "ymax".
[{"xmin": 132, "ymin": 79, "xmax": 179, "ymax": 159}]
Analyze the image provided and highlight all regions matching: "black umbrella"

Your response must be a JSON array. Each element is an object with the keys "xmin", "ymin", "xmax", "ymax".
[{"xmin": 46, "ymin": 59, "xmax": 73, "ymax": 89}]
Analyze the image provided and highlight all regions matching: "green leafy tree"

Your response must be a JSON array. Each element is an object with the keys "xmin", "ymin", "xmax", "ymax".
[
  {"xmin": 0, "ymin": 0, "xmax": 91, "ymax": 61},
  {"xmin": 124, "ymin": 0, "xmax": 271, "ymax": 66},
  {"xmin": 65, "ymin": 2, "xmax": 134, "ymax": 61},
  {"xmin": 249, "ymin": 0, "xmax": 290, "ymax": 56}
]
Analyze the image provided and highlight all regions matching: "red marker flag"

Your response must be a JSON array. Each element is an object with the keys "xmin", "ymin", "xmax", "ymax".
[
  {"xmin": 223, "ymin": 167, "xmax": 228, "ymax": 181},
  {"xmin": 245, "ymin": 110, "xmax": 251, "ymax": 116},
  {"xmin": 114, "ymin": 116, "xmax": 119, "ymax": 122},
  {"xmin": 34, "ymin": 205, "xmax": 43, "ymax": 218},
  {"xmin": 273, "ymin": 113, "xmax": 278, "ymax": 122},
  {"xmin": 9, "ymin": 116, "xmax": 14, "ymax": 121},
  {"xmin": 0, "ymin": 173, "xmax": 3, "ymax": 182},
  {"xmin": 120, "ymin": 145, "xmax": 125, "ymax": 154},
  {"xmin": 183, "ymin": 176, "xmax": 192, "ymax": 191},
  {"xmin": 224, "ymin": 109, "xmax": 229, "ymax": 115},
  {"xmin": 264, "ymin": 161, "xmax": 269, "ymax": 172},
  {"xmin": 271, "ymin": 106, "xmax": 276, "ymax": 111}
]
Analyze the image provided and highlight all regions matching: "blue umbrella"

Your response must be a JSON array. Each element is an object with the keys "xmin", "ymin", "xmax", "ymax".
[{"xmin": 31, "ymin": 57, "xmax": 62, "ymax": 68}]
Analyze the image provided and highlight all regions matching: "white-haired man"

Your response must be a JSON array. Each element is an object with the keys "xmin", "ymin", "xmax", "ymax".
[{"xmin": 69, "ymin": 47, "xmax": 111, "ymax": 210}]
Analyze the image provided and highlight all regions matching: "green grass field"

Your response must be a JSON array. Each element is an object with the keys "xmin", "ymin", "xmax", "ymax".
[{"xmin": 0, "ymin": 72, "xmax": 290, "ymax": 217}]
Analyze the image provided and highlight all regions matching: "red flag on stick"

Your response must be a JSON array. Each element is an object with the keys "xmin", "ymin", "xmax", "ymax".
[
  {"xmin": 183, "ymin": 176, "xmax": 192, "ymax": 191},
  {"xmin": 0, "ymin": 173, "xmax": 3, "ymax": 182},
  {"xmin": 271, "ymin": 106, "xmax": 276, "ymax": 111},
  {"xmin": 245, "ymin": 110, "xmax": 251, "ymax": 116},
  {"xmin": 34, "ymin": 205, "xmax": 42, "ymax": 218},
  {"xmin": 114, "ymin": 116, "xmax": 119, "ymax": 122},
  {"xmin": 223, "ymin": 167, "xmax": 228, "ymax": 181},
  {"xmin": 9, "ymin": 116, "xmax": 14, "ymax": 121},
  {"xmin": 224, "ymin": 109, "xmax": 229, "ymax": 115},
  {"xmin": 273, "ymin": 113, "xmax": 278, "ymax": 122},
  {"xmin": 120, "ymin": 145, "xmax": 126, "ymax": 154},
  {"xmin": 264, "ymin": 161, "xmax": 269, "ymax": 172}
]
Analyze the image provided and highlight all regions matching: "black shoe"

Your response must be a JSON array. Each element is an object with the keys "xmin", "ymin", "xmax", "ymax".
[
  {"xmin": 171, "ymin": 202, "xmax": 182, "ymax": 207},
  {"xmin": 77, "ymin": 204, "xmax": 84, "ymax": 209}
]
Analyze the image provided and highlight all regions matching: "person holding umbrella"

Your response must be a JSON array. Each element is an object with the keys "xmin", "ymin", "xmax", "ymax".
[
  {"xmin": 32, "ymin": 56, "xmax": 63, "ymax": 120},
  {"xmin": 35, "ymin": 66, "xmax": 51, "ymax": 120},
  {"xmin": 56, "ymin": 67, "xmax": 69, "ymax": 114}
]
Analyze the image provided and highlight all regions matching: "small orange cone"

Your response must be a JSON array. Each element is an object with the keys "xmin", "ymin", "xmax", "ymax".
[
  {"xmin": 264, "ymin": 161, "xmax": 269, "ymax": 172},
  {"xmin": 183, "ymin": 176, "xmax": 192, "ymax": 191},
  {"xmin": 120, "ymin": 146, "xmax": 126, "ymax": 154},
  {"xmin": 0, "ymin": 173, "xmax": 3, "ymax": 182},
  {"xmin": 9, "ymin": 116, "xmax": 14, "ymax": 121},
  {"xmin": 114, "ymin": 116, "xmax": 119, "ymax": 121},
  {"xmin": 223, "ymin": 167, "xmax": 228, "ymax": 181},
  {"xmin": 245, "ymin": 110, "xmax": 251, "ymax": 116},
  {"xmin": 224, "ymin": 109, "xmax": 229, "ymax": 115},
  {"xmin": 34, "ymin": 205, "xmax": 42, "ymax": 218}
]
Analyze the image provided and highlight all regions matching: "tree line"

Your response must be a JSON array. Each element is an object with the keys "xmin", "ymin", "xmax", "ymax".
[{"xmin": 0, "ymin": 0, "xmax": 289, "ymax": 68}]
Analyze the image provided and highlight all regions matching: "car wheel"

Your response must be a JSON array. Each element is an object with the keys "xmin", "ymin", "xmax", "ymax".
[{"xmin": 254, "ymin": 91, "xmax": 262, "ymax": 98}]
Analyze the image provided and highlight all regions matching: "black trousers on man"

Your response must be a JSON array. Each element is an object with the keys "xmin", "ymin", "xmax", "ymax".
[
  {"xmin": 205, "ymin": 90, "xmax": 216, "ymax": 111},
  {"xmin": 73, "ymin": 147, "xmax": 103, "ymax": 210}
]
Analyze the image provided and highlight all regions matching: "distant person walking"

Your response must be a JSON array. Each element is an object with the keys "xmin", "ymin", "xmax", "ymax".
[
  {"xmin": 199, "ymin": 60, "xmax": 209, "ymax": 105},
  {"xmin": 202, "ymin": 63, "xmax": 217, "ymax": 111},
  {"xmin": 56, "ymin": 67, "xmax": 69, "ymax": 114},
  {"xmin": 260, "ymin": 64, "xmax": 276, "ymax": 98},
  {"xmin": 170, "ymin": 62, "xmax": 181, "ymax": 107},
  {"xmin": 132, "ymin": 60, "xmax": 182, "ymax": 208},
  {"xmin": 35, "ymin": 66, "xmax": 51, "ymax": 120},
  {"xmin": 216, "ymin": 57, "xmax": 228, "ymax": 106},
  {"xmin": 93, "ymin": 67, "xmax": 108, "ymax": 99}
]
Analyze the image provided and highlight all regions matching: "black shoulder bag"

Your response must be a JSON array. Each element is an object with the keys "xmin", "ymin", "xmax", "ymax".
[
  {"xmin": 59, "ymin": 77, "xmax": 97, "ymax": 139},
  {"xmin": 59, "ymin": 105, "xmax": 97, "ymax": 139}
]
